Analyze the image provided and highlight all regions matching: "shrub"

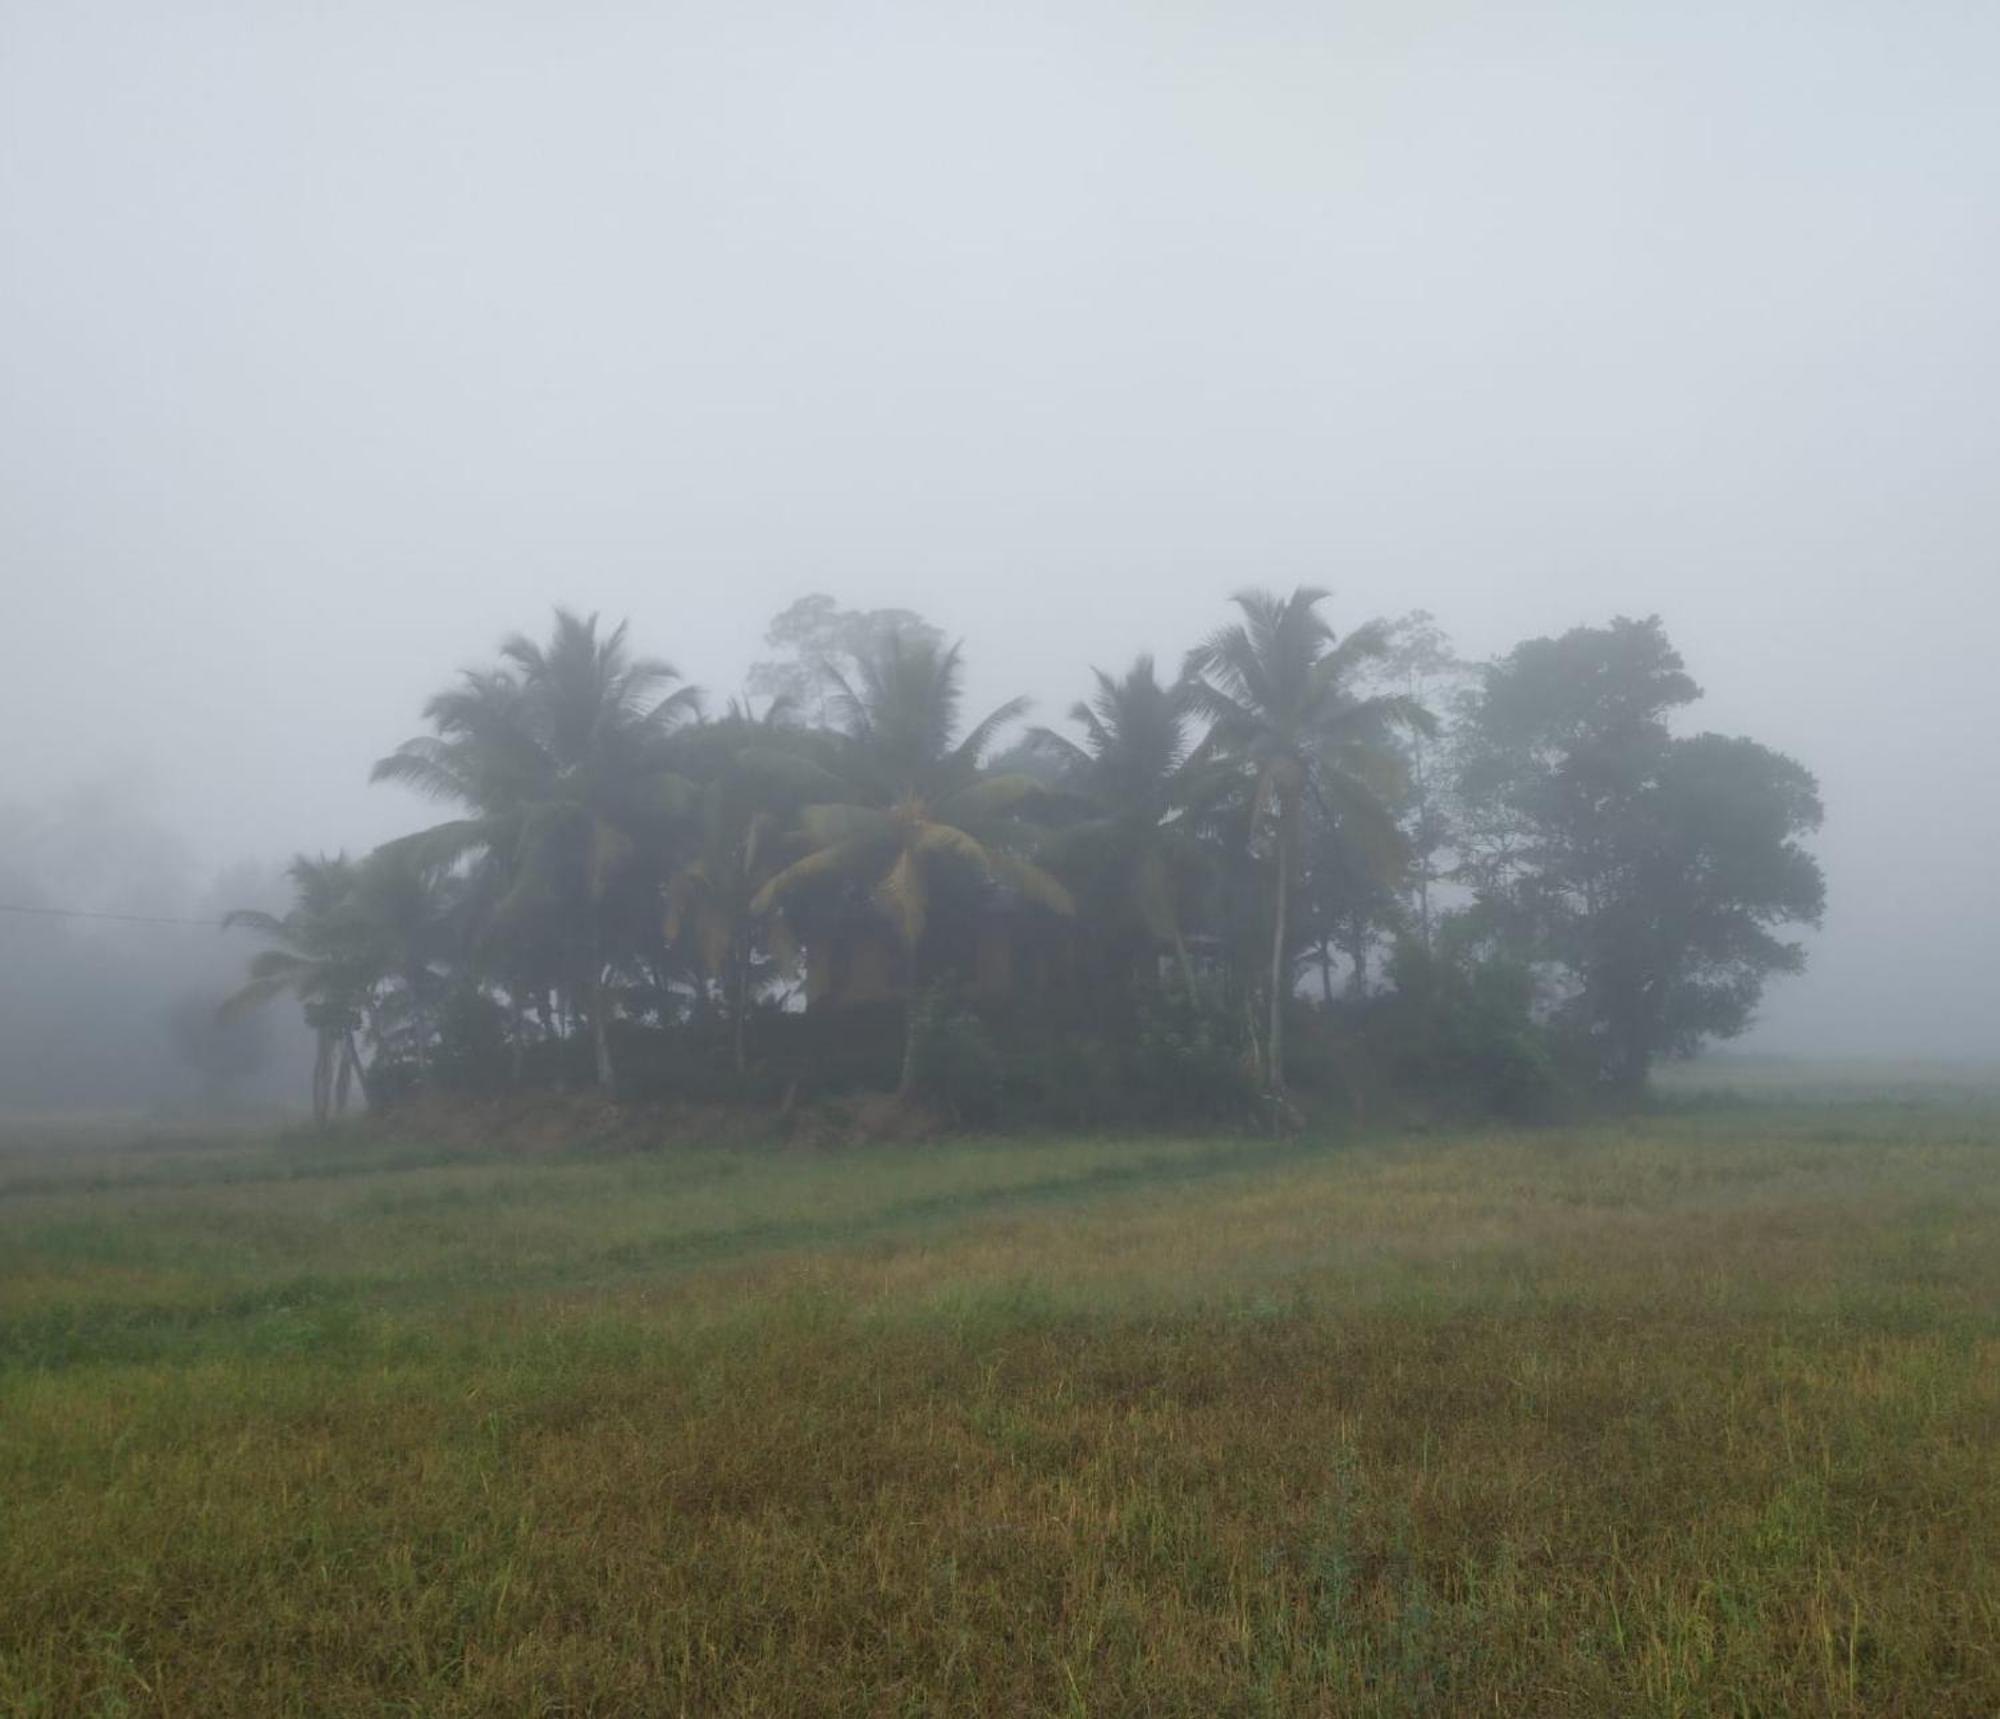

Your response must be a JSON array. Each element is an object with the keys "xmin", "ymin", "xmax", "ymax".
[
  {"xmin": 429, "ymin": 983, "xmax": 511, "ymax": 1093},
  {"xmin": 1125, "ymin": 980, "xmax": 1257, "ymax": 1125},
  {"xmin": 1374, "ymin": 939, "xmax": 1564, "ymax": 1121},
  {"xmin": 910, "ymin": 989, "xmax": 1006, "ymax": 1124}
]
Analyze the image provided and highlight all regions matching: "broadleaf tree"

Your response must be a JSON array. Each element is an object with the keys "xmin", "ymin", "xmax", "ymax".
[{"xmin": 1455, "ymin": 615, "xmax": 1825, "ymax": 1092}]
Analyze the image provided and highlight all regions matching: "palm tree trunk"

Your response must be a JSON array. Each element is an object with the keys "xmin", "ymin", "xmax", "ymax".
[
  {"xmin": 406, "ymin": 971, "xmax": 429, "ymax": 1082},
  {"xmin": 897, "ymin": 939, "xmax": 921, "ymax": 1099},
  {"xmin": 1267, "ymin": 812, "xmax": 1292, "ymax": 1096},
  {"xmin": 589, "ymin": 975, "xmax": 615, "ymax": 1095},
  {"xmin": 342, "ymin": 1029, "xmax": 370, "ymax": 1110},
  {"xmin": 732, "ymin": 934, "xmax": 749, "ymax": 1075},
  {"xmin": 1346, "ymin": 914, "xmax": 1370, "ymax": 1000},
  {"xmin": 311, "ymin": 1030, "xmax": 332, "ymax": 1127},
  {"xmin": 1173, "ymin": 931, "xmax": 1200, "ymax": 1009},
  {"xmin": 586, "ymin": 922, "xmax": 617, "ymax": 1097},
  {"xmin": 1413, "ymin": 739, "xmax": 1434, "ymax": 953}
]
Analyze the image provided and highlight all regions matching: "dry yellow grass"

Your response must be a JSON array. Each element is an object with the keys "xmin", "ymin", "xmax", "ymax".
[{"xmin": 2, "ymin": 1100, "xmax": 1998, "ymax": 1714}]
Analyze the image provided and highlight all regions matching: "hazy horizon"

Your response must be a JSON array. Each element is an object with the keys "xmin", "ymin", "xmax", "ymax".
[{"xmin": 5, "ymin": 2, "xmax": 1996, "ymax": 1061}]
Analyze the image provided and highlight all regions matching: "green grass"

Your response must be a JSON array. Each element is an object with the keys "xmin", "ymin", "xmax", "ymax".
[{"xmin": 3, "ymin": 1099, "xmax": 1999, "ymax": 1714}]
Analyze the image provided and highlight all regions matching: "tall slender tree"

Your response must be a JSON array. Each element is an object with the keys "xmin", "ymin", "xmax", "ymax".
[
  {"xmin": 222, "ymin": 855, "xmax": 378, "ymax": 1124},
  {"xmin": 1367, "ymin": 611, "xmax": 1469, "ymax": 952},
  {"xmin": 347, "ymin": 841, "xmax": 458, "ymax": 1082},
  {"xmin": 1029, "ymin": 657, "xmax": 1221, "ymax": 1005},
  {"xmin": 664, "ymin": 702, "xmax": 838, "ymax": 1070},
  {"xmin": 371, "ymin": 610, "xmax": 701, "ymax": 1095},
  {"xmin": 755, "ymin": 631, "xmax": 1073, "ymax": 1096},
  {"xmin": 1185, "ymin": 588, "xmax": 1431, "ymax": 1098}
]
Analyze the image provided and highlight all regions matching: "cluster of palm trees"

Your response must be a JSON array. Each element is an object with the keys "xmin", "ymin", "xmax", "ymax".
[{"xmin": 229, "ymin": 589, "xmax": 1433, "ymax": 1122}]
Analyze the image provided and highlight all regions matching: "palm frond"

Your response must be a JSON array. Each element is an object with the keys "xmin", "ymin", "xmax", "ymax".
[
  {"xmin": 639, "ymin": 682, "xmax": 706, "ymax": 731},
  {"xmin": 587, "ymin": 816, "xmax": 635, "ymax": 902},
  {"xmin": 1024, "ymin": 727, "xmax": 1094, "ymax": 775},
  {"xmin": 821, "ymin": 660, "xmax": 872, "ymax": 743},
  {"xmin": 1313, "ymin": 618, "xmax": 1392, "ymax": 686},
  {"xmin": 981, "ymin": 850, "xmax": 1076, "ymax": 917},
  {"xmin": 952, "ymin": 695, "xmax": 1031, "ymax": 768},
  {"xmin": 1334, "ymin": 690, "xmax": 1438, "ymax": 741},
  {"xmin": 753, "ymin": 837, "xmax": 883, "ymax": 912},
  {"xmin": 732, "ymin": 745, "xmax": 852, "ymax": 800},
  {"xmin": 374, "ymin": 819, "xmax": 500, "ymax": 871},
  {"xmin": 797, "ymin": 802, "xmax": 896, "ymax": 848},
  {"xmin": 216, "ymin": 971, "xmax": 296, "ymax": 1022},
  {"xmin": 369, "ymin": 738, "xmax": 483, "ymax": 802},
  {"xmin": 873, "ymin": 847, "xmax": 929, "ymax": 949},
  {"xmin": 912, "ymin": 822, "xmax": 992, "ymax": 869},
  {"xmin": 939, "ymin": 773, "xmax": 1044, "ymax": 825}
]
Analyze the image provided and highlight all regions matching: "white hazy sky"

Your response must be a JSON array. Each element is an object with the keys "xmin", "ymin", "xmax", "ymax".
[{"xmin": 2, "ymin": 0, "xmax": 1995, "ymax": 1056}]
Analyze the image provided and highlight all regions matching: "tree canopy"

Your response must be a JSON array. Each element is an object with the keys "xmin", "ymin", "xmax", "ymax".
[
  {"xmin": 1456, "ymin": 617, "xmax": 1825, "ymax": 1092},
  {"xmin": 228, "ymin": 599, "xmax": 1825, "ymax": 1125}
]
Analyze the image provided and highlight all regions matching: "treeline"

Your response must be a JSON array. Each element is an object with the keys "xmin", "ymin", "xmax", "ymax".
[{"xmin": 228, "ymin": 590, "xmax": 1825, "ymax": 1128}]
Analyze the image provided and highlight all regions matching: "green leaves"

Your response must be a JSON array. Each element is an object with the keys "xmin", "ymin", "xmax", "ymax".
[
  {"xmin": 750, "ymin": 632, "xmax": 1073, "ymax": 981},
  {"xmin": 1454, "ymin": 616, "xmax": 1825, "ymax": 1087},
  {"xmin": 1182, "ymin": 587, "xmax": 1433, "ymax": 1091},
  {"xmin": 221, "ymin": 593, "xmax": 1825, "ymax": 1116},
  {"xmin": 365, "ymin": 611, "xmax": 713, "ymax": 1082}
]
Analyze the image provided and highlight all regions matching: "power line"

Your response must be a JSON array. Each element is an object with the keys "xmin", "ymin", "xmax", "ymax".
[{"xmin": 0, "ymin": 902, "xmax": 230, "ymax": 929}]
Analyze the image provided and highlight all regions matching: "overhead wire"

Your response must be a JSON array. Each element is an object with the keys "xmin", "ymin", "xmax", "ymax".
[{"xmin": 0, "ymin": 902, "xmax": 229, "ymax": 929}]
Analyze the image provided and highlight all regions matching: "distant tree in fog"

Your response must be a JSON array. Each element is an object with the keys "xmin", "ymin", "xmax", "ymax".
[
  {"xmin": 224, "ymin": 855, "xmax": 379, "ymax": 1124},
  {"xmin": 371, "ymin": 610, "xmax": 703, "ymax": 1096},
  {"xmin": 746, "ymin": 594, "xmax": 946, "ymax": 730},
  {"xmin": 663, "ymin": 701, "xmax": 840, "ymax": 1072},
  {"xmin": 754, "ymin": 628, "xmax": 1072, "ymax": 1097},
  {"xmin": 1183, "ymin": 589, "xmax": 1432, "ymax": 1100},
  {"xmin": 1366, "ymin": 610, "xmax": 1472, "ymax": 953},
  {"xmin": 211, "ymin": 597, "xmax": 1830, "ymax": 1125},
  {"xmin": 1027, "ymin": 656, "xmax": 1217, "ymax": 1006},
  {"xmin": 1455, "ymin": 616, "xmax": 1826, "ymax": 1094}
]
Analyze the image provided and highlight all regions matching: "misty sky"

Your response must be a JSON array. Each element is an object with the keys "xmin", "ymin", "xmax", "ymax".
[{"xmin": 3, "ymin": 1, "xmax": 1995, "ymax": 1058}]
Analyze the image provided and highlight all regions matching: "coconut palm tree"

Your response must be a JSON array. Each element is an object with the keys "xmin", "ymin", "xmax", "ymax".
[
  {"xmin": 347, "ymin": 840, "xmax": 458, "ymax": 1081},
  {"xmin": 370, "ymin": 610, "xmax": 701, "ymax": 1094},
  {"xmin": 1184, "ymin": 588, "xmax": 1431, "ymax": 1098},
  {"xmin": 754, "ymin": 631, "xmax": 1073, "ymax": 1096},
  {"xmin": 1029, "ymin": 656, "xmax": 1224, "ymax": 1005},
  {"xmin": 664, "ymin": 702, "xmax": 838, "ymax": 1071},
  {"xmin": 222, "ymin": 855, "xmax": 378, "ymax": 1124}
]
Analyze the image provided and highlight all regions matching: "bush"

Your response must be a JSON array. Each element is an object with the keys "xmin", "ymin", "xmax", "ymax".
[
  {"xmin": 910, "ymin": 990, "xmax": 1005, "ymax": 1124},
  {"xmin": 1125, "ymin": 981, "xmax": 1257, "ymax": 1125},
  {"xmin": 430, "ymin": 984, "xmax": 512, "ymax": 1093},
  {"xmin": 1373, "ymin": 939, "xmax": 1564, "ymax": 1122},
  {"xmin": 997, "ymin": 1036, "xmax": 1122, "ymax": 1129},
  {"xmin": 753, "ymin": 1004, "xmax": 905, "ymax": 1100}
]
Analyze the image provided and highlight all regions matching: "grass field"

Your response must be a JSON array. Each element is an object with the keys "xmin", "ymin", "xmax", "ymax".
[{"xmin": 3, "ymin": 1093, "xmax": 1999, "ymax": 1714}]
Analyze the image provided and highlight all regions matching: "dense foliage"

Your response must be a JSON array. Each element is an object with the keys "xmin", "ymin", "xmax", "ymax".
[{"xmin": 229, "ymin": 595, "xmax": 1824, "ymax": 1124}]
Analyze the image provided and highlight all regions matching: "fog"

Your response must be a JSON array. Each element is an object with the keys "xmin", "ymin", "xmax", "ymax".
[{"xmin": 3, "ymin": 0, "xmax": 1996, "ymax": 1089}]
